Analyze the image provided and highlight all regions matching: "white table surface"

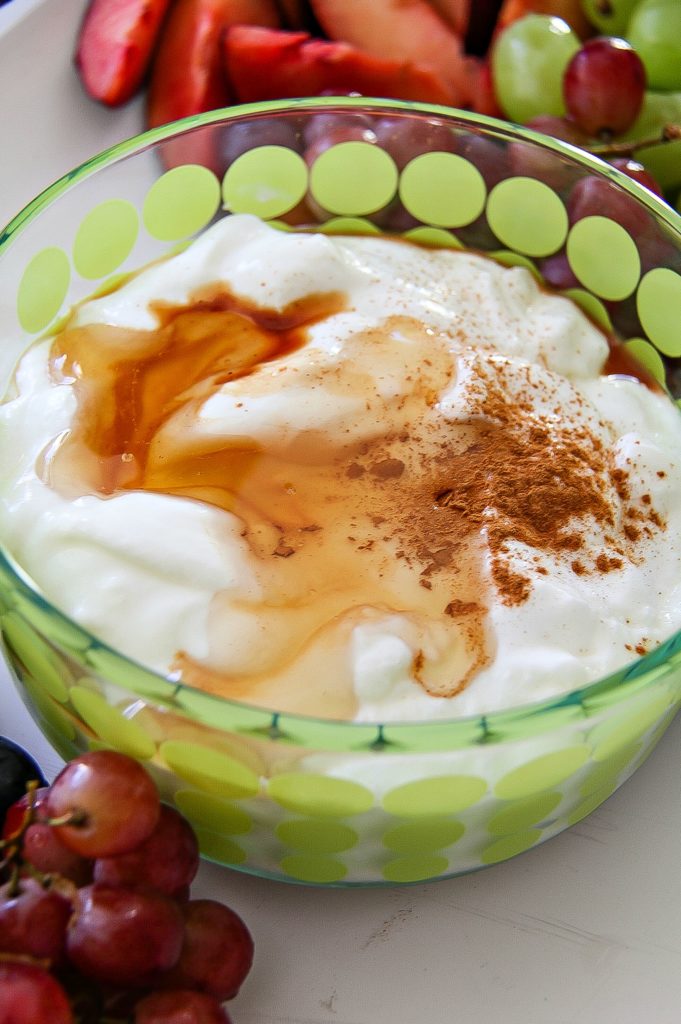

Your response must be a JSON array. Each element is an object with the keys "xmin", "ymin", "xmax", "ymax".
[{"xmin": 1, "ymin": 3, "xmax": 680, "ymax": 1021}]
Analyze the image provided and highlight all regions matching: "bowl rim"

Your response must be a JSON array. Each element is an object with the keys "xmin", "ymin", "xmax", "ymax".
[{"xmin": 1, "ymin": 96, "xmax": 680, "ymax": 741}]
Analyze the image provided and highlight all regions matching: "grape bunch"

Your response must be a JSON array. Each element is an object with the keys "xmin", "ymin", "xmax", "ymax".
[
  {"xmin": 0, "ymin": 749, "xmax": 253, "ymax": 1024},
  {"xmin": 492, "ymin": 3, "xmax": 681, "ymax": 206}
]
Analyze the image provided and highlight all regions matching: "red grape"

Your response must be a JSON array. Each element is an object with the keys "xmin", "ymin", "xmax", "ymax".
[
  {"xmin": 539, "ymin": 251, "xmax": 580, "ymax": 290},
  {"xmin": 169, "ymin": 900, "xmax": 254, "ymax": 1001},
  {"xmin": 563, "ymin": 38, "xmax": 646, "ymax": 137},
  {"xmin": 304, "ymin": 123, "xmax": 378, "ymax": 166},
  {"xmin": 21, "ymin": 821, "xmax": 93, "ymax": 887},
  {"xmin": 135, "ymin": 989, "xmax": 232, "ymax": 1024},
  {"xmin": 94, "ymin": 805, "xmax": 199, "ymax": 897},
  {"xmin": 66, "ymin": 883, "xmax": 184, "ymax": 987},
  {"xmin": 303, "ymin": 108, "xmax": 374, "ymax": 148},
  {"xmin": 3, "ymin": 787, "xmax": 92, "ymax": 886},
  {"xmin": 220, "ymin": 118, "xmax": 300, "ymax": 167},
  {"xmin": 373, "ymin": 115, "xmax": 456, "ymax": 169},
  {"xmin": 46, "ymin": 751, "xmax": 160, "ymax": 858},
  {"xmin": 609, "ymin": 157, "xmax": 663, "ymax": 196},
  {"xmin": 456, "ymin": 133, "xmax": 509, "ymax": 189},
  {"xmin": 1, "ymin": 787, "xmax": 48, "ymax": 842},
  {"xmin": 0, "ymin": 961, "xmax": 73, "ymax": 1024},
  {"xmin": 525, "ymin": 115, "xmax": 591, "ymax": 147},
  {"xmin": 0, "ymin": 737, "xmax": 47, "ymax": 832},
  {"xmin": 567, "ymin": 175, "xmax": 652, "ymax": 238},
  {"xmin": 0, "ymin": 876, "xmax": 73, "ymax": 964},
  {"xmin": 510, "ymin": 118, "xmax": 586, "ymax": 190}
]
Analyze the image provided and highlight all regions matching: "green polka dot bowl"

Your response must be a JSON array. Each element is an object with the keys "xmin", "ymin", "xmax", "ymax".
[{"xmin": 1, "ymin": 99, "xmax": 681, "ymax": 886}]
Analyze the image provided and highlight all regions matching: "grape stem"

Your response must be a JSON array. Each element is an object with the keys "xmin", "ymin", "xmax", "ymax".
[
  {"xmin": 0, "ymin": 781, "xmax": 84, "ymax": 890},
  {"xmin": 589, "ymin": 124, "xmax": 681, "ymax": 157},
  {"xmin": 45, "ymin": 809, "xmax": 88, "ymax": 828}
]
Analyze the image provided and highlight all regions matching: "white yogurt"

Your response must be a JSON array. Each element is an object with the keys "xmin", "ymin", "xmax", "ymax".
[{"xmin": 1, "ymin": 214, "xmax": 680, "ymax": 721}]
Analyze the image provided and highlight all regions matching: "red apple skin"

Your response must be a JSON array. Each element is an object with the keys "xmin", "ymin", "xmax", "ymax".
[
  {"xmin": 147, "ymin": 0, "xmax": 280, "ymax": 169},
  {"xmin": 429, "ymin": 0, "xmax": 472, "ymax": 37},
  {"xmin": 225, "ymin": 25, "xmax": 457, "ymax": 107},
  {"xmin": 309, "ymin": 0, "xmax": 473, "ymax": 105},
  {"xmin": 76, "ymin": 0, "xmax": 174, "ymax": 106}
]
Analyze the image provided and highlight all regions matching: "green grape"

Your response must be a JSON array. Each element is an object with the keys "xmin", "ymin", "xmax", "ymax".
[
  {"xmin": 627, "ymin": 0, "xmax": 681, "ymax": 90},
  {"xmin": 620, "ymin": 89, "xmax": 681, "ymax": 141},
  {"xmin": 580, "ymin": 0, "xmax": 640, "ymax": 34},
  {"xmin": 491, "ymin": 15, "xmax": 581, "ymax": 125},
  {"xmin": 620, "ymin": 90, "xmax": 681, "ymax": 191}
]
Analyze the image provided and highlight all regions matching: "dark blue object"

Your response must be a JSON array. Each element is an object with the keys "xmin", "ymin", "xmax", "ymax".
[{"xmin": 0, "ymin": 736, "xmax": 46, "ymax": 832}]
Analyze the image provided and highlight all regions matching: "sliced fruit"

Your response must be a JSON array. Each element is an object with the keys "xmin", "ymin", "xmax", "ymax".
[
  {"xmin": 309, "ymin": 0, "xmax": 473, "ymax": 105},
  {"xmin": 225, "ymin": 25, "xmax": 457, "ymax": 105},
  {"xmin": 147, "ymin": 0, "xmax": 280, "ymax": 168},
  {"xmin": 75, "ymin": 0, "xmax": 173, "ymax": 106},
  {"xmin": 496, "ymin": 0, "xmax": 592, "ymax": 38},
  {"xmin": 424, "ymin": 0, "xmax": 471, "ymax": 37},
  {"xmin": 491, "ymin": 14, "xmax": 580, "ymax": 124},
  {"xmin": 468, "ymin": 59, "xmax": 503, "ymax": 117}
]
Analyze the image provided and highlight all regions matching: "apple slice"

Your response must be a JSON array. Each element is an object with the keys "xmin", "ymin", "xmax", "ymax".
[
  {"xmin": 309, "ymin": 0, "xmax": 472, "ymax": 106},
  {"xmin": 147, "ymin": 0, "xmax": 280, "ymax": 128},
  {"xmin": 495, "ymin": 0, "xmax": 592, "ymax": 38},
  {"xmin": 468, "ymin": 59, "xmax": 502, "ymax": 117},
  {"xmin": 75, "ymin": 0, "xmax": 173, "ymax": 106},
  {"xmin": 225, "ymin": 25, "xmax": 457, "ymax": 105},
  {"xmin": 428, "ymin": 0, "xmax": 471, "ymax": 37},
  {"xmin": 147, "ymin": 0, "xmax": 280, "ymax": 169}
]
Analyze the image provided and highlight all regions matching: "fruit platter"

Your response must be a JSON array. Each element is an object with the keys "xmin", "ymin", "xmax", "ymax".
[{"xmin": 1, "ymin": 2, "xmax": 681, "ymax": 1023}]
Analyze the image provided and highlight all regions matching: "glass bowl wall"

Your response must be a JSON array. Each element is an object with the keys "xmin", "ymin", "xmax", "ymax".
[{"xmin": 1, "ymin": 99, "xmax": 680, "ymax": 886}]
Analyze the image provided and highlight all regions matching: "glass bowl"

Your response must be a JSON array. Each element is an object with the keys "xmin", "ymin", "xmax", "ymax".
[{"xmin": 1, "ymin": 98, "xmax": 680, "ymax": 887}]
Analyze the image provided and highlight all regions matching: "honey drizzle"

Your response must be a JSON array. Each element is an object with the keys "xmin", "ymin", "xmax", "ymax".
[{"xmin": 39, "ymin": 251, "xmax": 664, "ymax": 718}]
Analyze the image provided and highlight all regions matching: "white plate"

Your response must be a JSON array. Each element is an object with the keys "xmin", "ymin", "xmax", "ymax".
[
  {"xmin": 1, "ymin": 0, "xmax": 144, "ymax": 231},
  {"xmin": 1, "ymin": 5, "xmax": 681, "ymax": 1022}
]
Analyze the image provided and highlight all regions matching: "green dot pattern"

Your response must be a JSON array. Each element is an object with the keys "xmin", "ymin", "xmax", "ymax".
[
  {"xmin": 562, "ymin": 288, "xmax": 612, "ymax": 330},
  {"xmin": 567, "ymin": 216, "xmax": 640, "ymax": 300},
  {"xmin": 382, "ymin": 854, "xmax": 449, "ymax": 883},
  {"xmin": 636, "ymin": 268, "xmax": 681, "ymax": 357},
  {"xmin": 490, "ymin": 250, "xmax": 540, "ymax": 278},
  {"xmin": 494, "ymin": 746, "xmax": 590, "ymax": 800},
  {"xmin": 579, "ymin": 743, "xmax": 641, "ymax": 796},
  {"xmin": 487, "ymin": 791, "xmax": 562, "ymax": 835},
  {"xmin": 318, "ymin": 217, "xmax": 381, "ymax": 235},
  {"xmin": 403, "ymin": 226, "xmax": 462, "ymax": 248},
  {"xmin": 399, "ymin": 153, "xmax": 486, "ymax": 228},
  {"xmin": 280, "ymin": 854, "xmax": 347, "ymax": 884},
  {"xmin": 72, "ymin": 200, "xmax": 138, "ymax": 279},
  {"xmin": 487, "ymin": 178, "xmax": 568, "ymax": 257},
  {"xmin": 143, "ymin": 165, "xmax": 220, "ymax": 241},
  {"xmin": 481, "ymin": 830, "xmax": 543, "ymax": 865},
  {"xmin": 268, "ymin": 773, "xmax": 372, "ymax": 817},
  {"xmin": 159, "ymin": 740, "xmax": 259, "ymax": 798},
  {"xmin": 383, "ymin": 775, "xmax": 487, "ymax": 817},
  {"xmin": 69, "ymin": 685, "xmax": 155, "ymax": 760},
  {"xmin": 309, "ymin": 142, "xmax": 398, "ymax": 216},
  {"xmin": 566, "ymin": 784, "xmax": 617, "ymax": 826},
  {"xmin": 174, "ymin": 789, "xmax": 252, "ymax": 834},
  {"xmin": 589, "ymin": 693, "xmax": 672, "ymax": 761},
  {"xmin": 21, "ymin": 675, "xmax": 77, "ymax": 743},
  {"xmin": 623, "ymin": 338, "xmax": 667, "ymax": 385},
  {"xmin": 222, "ymin": 146, "xmax": 307, "ymax": 219},
  {"xmin": 1, "ymin": 613, "xmax": 70, "ymax": 701},
  {"xmin": 17, "ymin": 247, "xmax": 70, "ymax": 333},
  {"xmin": 276, "ymin": 819, "xmax": 358, "ymax": 854},
  {"xmin": 194, "ymin": 829, "xmax": 247, "ymax": 865},
  {"xmin": 382, "ymin": 818, "xmax": 464, "ymax": 854}
]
